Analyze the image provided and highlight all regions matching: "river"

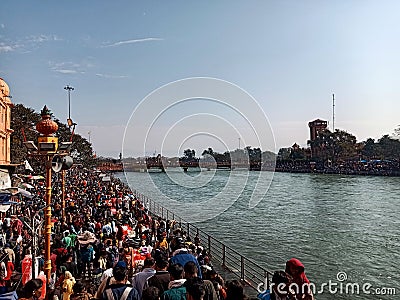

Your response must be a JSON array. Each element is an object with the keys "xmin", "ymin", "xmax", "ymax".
[{"xmin": 115, "ymin": 170, "xmax": 399, "ymax": 299}]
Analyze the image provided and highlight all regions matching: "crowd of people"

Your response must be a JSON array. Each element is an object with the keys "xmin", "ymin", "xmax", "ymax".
[
  {"xmin": 0, "ymin": 166, "xmax": 314, "ymax": 300},
  {"xmin": 276, "ymin": 159, "xmax": 400, "ymax": 176}
]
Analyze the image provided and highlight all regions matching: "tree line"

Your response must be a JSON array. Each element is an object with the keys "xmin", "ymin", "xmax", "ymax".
[
  {"xmin": 11, "ymin": 104, "xmax": 95, "ymax": 173},
  {"xmin": 278, "ymin": 128, "xmax": 400, "ymax": 163}
]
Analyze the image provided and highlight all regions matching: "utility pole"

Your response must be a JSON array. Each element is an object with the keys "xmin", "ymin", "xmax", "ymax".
[
  {"xmin": 332, "ymin": 93, "xmax": 335, "ymax": 132},
  {"xmin": 64, "ymin": 85, "xmax": 74, "ymax": 124}
]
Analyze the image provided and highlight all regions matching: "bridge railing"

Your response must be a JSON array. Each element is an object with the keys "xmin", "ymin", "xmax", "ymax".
[{"xmin": 135, "ymin": 191, "xmax": 272, "ymax": 292}]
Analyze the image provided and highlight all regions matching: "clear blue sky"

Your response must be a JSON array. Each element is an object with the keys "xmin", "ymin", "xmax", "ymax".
[{"xmin": 1, "ymin": 1, "xmax": 399, "ymax": 157}]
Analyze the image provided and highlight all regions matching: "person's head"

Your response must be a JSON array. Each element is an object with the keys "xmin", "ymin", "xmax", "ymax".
[
  {"xmin": 113, "ymin": 261, "xmax": 128, "ymax": 281},
  {"xmin": 72, "ymin": 281, "xmax": 86, "ymax": 294},
  {"xmin": 167, "ymin": 263, "xmax": 184, "ymax": 281},
  {"xmin": 271, "ymin": 271, "xmax": 292, "ymax": 298},
  {"xmin": 155, "ymin": 258, "xmax": 169, "ymax": 271},
  {"xmin": 285, "ymin": 258, "xmax": 305, "ymax": 277},
  {"xmin": 209, "ymin": 269, "xmax": 217, "ymax": 279},
  {"xmin": 185, "ymin": 277, "xmax": 205, "ymax": 300},
  {"xmin": 22, "ymin": 279, "xmax": 43, "ymax": 299},
  {"xmin": 64, "ymin": 271, "xmax": 73, "ymax": 279},
  {"xmin": 225, "ymin": 280, "xmax": 245, "ymax": 300},
  {"xmin": 143, "ymin": 257, "xmax": 155, "ymax": 268},
  {"xmin": 184, "ymin": 261, "xmax": 198, "ymax": 279},
  {"xmin": 142, "ymin": 286, "xmax": 160, "ymax": 300}
]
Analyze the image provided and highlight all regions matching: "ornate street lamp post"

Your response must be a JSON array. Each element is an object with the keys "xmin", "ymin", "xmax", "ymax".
[
  {"xmin": 35, "ymin": 106, "xmax": 59, "ymax": 282},
  {"xmin": 63, "ymin": 85, "xmax": 76, "ymax": 220},
  {"xmin": 24, "ymin": 106, "xmax": 73, "ymax": 283}
]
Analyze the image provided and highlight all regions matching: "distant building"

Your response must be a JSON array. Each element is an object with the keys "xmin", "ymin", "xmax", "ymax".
[
  {"xmin": 308, "ymin": 119, "xmax": 328, "ymax": 141},
  {"xmin": 308, "ymin": 119, "xmax": 328, "ymax": 158},
  {"xmin": 0, "ymin": 78, "xmax": 13, "ymax": 189}
]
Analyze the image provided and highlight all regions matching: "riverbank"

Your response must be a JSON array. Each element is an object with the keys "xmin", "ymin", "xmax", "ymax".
[
  {"xmin": 100, "ymin": 158, "xmax": 400, "ymax": 177},
  {"xmin": 275, "ymin": 159, "xmax": 400, "ymax": 176}
]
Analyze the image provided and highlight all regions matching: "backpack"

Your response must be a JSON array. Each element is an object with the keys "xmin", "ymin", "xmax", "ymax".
[
  {"xmin": 103, "ymin": 286, "xmax": 133, "ymax": 300},
  {"xmin": 257, "ymin": 289, "xmax": 271, "ymax": 300}
]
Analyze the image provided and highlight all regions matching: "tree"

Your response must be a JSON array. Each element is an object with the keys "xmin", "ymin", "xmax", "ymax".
[
  {"xmin": 278, "ymin": 148, "xmax": 291, "ymax": 160},
  {"xmin": 183, "ymin": 149, "xmax": 196, "ymax": 159},
  {"xmin": 308, "ymin": 129, "xmax": 357, "ymax": 162},
  {"xmin": 377, "ymin": 135, "xmax": 400, "ymax": 160},
  {"xmin": 361, "ymin": 138, "xmax": 380, "ymax": 159},
  {"xmin": 331, "ymin": 129, "xmax": 358, "ymax": 161},
  {"xmin": 11, "ymin": 104, "xmax": 42, "ymax": 171},
  {"xmin": 202, "ymin": 147, "xmax": 214, "ymax": 157},
  {"xmin": 55, "ymin": 120, "xmax": 96, "ymax": 167},
  {"xmin": 289, "ymin": 143, "xmax": 307, "ymax": 160},
  {"xmin": 245, "ymin": 146, "xmax": 262, "ymax": 164},
  {"xmin": 10, "ymin": 104, "xmax": 95, "ymax": 172},
  {"xmin": 394, "ymin": 125, "xmax": 400, "ymax": 140}
]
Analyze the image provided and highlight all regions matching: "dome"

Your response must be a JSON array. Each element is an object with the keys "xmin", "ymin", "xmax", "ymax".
[
  {"xmin": 36, "ymin": 105, "xmax": 58, "ymax": 135},
  {"xmin": 0, "ymin": 78, "xmax": 11, "ymax": 103}
]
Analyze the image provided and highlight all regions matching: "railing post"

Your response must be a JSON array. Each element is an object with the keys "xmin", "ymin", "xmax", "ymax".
[
  {"xmin": 187, "ymin": 223, "xmax": 190, "ymax": 237},
  {"xmin": 241, "ymin": 256, "xmax": 245, "ymax": 281},
  {"xmin": 222, "ymin": 244, "xmax": 226, "ymax": 267},
  {"xmin": 208, "ymin": 235, "xmax": 211, "ymax": 256},
  {"xmin": 265, "ymin": 271, "xmax": 270, "ymax": 290},
  {"xmin": 161, "ymin": 206, "xmax": 164, "ymax": 219},
  {"xmin": 166, "ymin": 209, "xmax": 169, "ymax": 220}
]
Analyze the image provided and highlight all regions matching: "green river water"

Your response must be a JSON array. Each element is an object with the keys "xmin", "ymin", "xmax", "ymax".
[{"xmin": 116, "ymin": 170, "xmax": 399, "ymax": 299}]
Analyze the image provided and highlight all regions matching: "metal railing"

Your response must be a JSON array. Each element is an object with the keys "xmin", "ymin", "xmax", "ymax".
[{"xmin": 135, "ymin": 190, "xmax": 272, "ymax": 292}]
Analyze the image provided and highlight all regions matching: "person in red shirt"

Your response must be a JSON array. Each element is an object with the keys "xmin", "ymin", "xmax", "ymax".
[
  {"xmin": 285, "ymin": 258, "xmax": 312, "ymax": 300},
  {"xmin": 50, "ymin": 249, "xmax": 58, "ymax": 274}
]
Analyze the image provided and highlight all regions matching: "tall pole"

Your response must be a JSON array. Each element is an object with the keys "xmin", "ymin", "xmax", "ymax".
[
  {"xmin": 44, "ymin": 155, "xmax": 52, "ymax": 282},
  {"xmin": 61, "ymin": 170, "xmax": 65, "ymax": 221},
  {"xmin": 33, "ymin": 105, "xmax": 59, "ymax": 285},
  {"xmin": 64, "ymin": 85, "xmax": 74, "ymax": 121},
  {"xmin": 332, "ymin": 93, "xmax": 335, "ymax": 132},
  {"xmin": 31, "ymin": 213, "xmax": 36, "ymax": 279},
  {"xmin": 63, "ymin": 85, "xmax": 73, "ymax": 223}
]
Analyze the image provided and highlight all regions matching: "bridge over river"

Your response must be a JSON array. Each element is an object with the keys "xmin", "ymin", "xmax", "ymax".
[{"xmin": 141, "ymin": 157, "xmax": 262, "ymax": 172}]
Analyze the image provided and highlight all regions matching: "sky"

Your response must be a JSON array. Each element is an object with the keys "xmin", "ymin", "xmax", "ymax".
[{"xmin": 1, "ymin": 1, "xmax": 399, "ymax": 158}]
